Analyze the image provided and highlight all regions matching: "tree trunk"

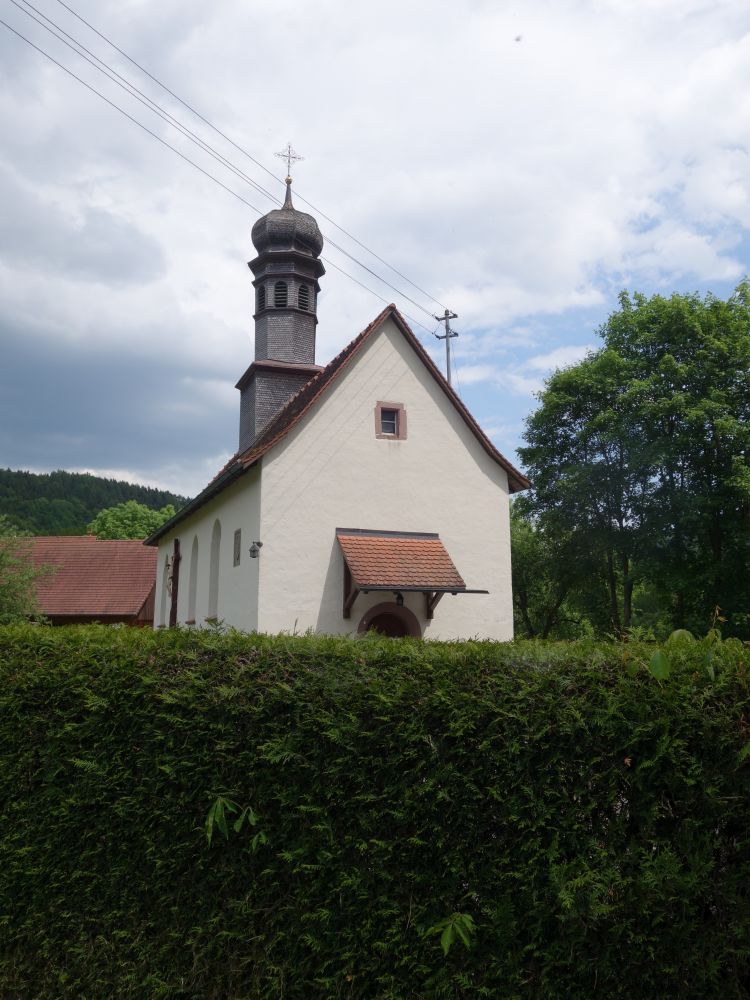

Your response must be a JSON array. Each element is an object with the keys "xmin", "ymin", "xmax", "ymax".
[
  {"xmin": 541, "ymin": 589, "xmax": 568, "ymax": 639},
  {"xmin": 515, "ymin": 591, "xmax": 537, "ymax": 638},
  {"xmin": 673, "ymin": 590, "xmax": 685, "ymax": 630},
  {"xmin": 623, "ymin": 577, "xmax": 633, "ymax": 630},
  {"xmin": 620, "ymin": 553, "xmax": 633, "ymax": 630},
  {"xmin": 606, "ymin": 549, "xmax": 621, "ymax": 635}
]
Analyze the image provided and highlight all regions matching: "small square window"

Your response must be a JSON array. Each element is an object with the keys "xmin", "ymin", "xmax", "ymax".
[
  {"xmin": 375, "ymin": 402, "xmax": 407, "ymax": 440},
  {"xmin": 380, "ymin": 409, "xmax": 398, "ymax": 435}
]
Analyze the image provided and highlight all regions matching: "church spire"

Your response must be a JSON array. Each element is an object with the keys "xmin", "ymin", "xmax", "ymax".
[
  {"xmin": 236, "ymin": 146, "xmax": 325, "ymax": 452},
  {"xmin": 283, "ymin": 176, "xmax": 294, "ymax": 210},
  {"xmin": 275, "ymin": 142, "xmax": 304, "ymax": 209}
]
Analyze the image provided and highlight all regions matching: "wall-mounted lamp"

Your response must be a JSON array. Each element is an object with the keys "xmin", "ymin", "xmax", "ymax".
[
  {"xmin": 249, "ymin": 541, "xmax": 263, "ymax": 559},
  {"xmin": 394, "ymin": 591, "xmax": 404, "ymax": 607}
]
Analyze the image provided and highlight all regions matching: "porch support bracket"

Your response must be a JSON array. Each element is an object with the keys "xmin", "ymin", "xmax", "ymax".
[
  {"xmin": 343, "ymin": 562, "xmax": 360, "ymax": 619},
  {"xmin": 425, "ymin": 590, "xmax": 445, "ymax": 620}
]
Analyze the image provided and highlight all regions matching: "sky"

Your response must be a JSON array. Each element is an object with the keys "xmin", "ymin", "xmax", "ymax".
[{"xmin": 1, "ymin": 0, "xmax": 749, "ymax": 498}]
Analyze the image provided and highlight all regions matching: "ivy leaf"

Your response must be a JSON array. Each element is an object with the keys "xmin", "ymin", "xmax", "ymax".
[
  {"xmin": 440, "ymin": 923, "xmax": 456, "ymax": 956},
  {"xmin": 648, "ymin": 650, "xmax": 671, "ymax": 680},
  {"xmin": 205, "ymin": 801, "xmax": 217, "ymax": 846},
  {"xmin": 703, "ymin": 650, "xmax": 716, "ymax": 681},
  {"xmin": 453, "ymin": 914, "xmax": 475, "ymax": 949},
  {"xmin": 251, "ymin": 831, "xmax": 268, "ymax": 852},
  {"xmin": 424, "ymin": 913, "xmax": 476, "ymax": 957},
  {"xmin": 668, "ymin": 629, "xmax": 694, "ymax": 643},
  {"xmin": 215, "ymin": 799, "xmax": 229, "ymax": 839},
  {"xmin": 206, "ymin": 796, "xmax": 237, "ymax": 845}
]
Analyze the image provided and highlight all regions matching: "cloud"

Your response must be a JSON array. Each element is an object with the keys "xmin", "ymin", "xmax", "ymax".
[
  {"xmin": 505, "ymin": 373, "xmax": 546, "ymax": 397},
  {"xmin": 454, "ymin": 344, "xmax": 594, "ymax": 399},
  {"xmin": 0, "ymin": 318, "xmax": 237, "ymax": 496},
  {"xmin": 0, "ymin": 0, "xmax": 748, "ymax": 492},
  {"xmin": 523, "ymin": 345, "xmax": 595, "ymax": 373},
  {"xmin": 454, "ymin": 363, "xmax": 501, "ymax": 386},
  {"xmin": 0, "ymin": 163, "xmax": 165, "ymax": 286}
]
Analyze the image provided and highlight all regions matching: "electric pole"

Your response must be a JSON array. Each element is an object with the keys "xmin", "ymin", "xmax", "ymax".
[{"xmin": 434, "ymin": 309, "xmax": 458, "ymax": 386}]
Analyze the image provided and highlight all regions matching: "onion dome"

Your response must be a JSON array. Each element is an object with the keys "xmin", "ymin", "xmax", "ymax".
[{"xmin": 251, "ymin": 178, "xmax": 324, "ymax": 258}]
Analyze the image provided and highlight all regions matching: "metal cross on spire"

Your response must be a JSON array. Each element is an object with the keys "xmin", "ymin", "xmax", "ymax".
[{"xmin": 275, "ymin": 143, "xmax": 304, "ymax": 181}]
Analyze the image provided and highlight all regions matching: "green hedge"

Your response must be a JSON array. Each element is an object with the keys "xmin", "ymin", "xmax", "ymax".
[{"xmin": 1, "ymin": 625, "xmax": 749, "ymax": 999}]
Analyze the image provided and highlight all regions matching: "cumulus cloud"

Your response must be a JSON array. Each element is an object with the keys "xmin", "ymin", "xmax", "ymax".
[
  {"xmin": 523, "ymin": 345, "xmax": 595, "ymax": 373},
  {"xmin": 0, "ymin": 0, "xmax": 748, "ymax": 491},
  {"xmin": 0, "ymin": 163, "xmax": 165, "ymax": 285}
]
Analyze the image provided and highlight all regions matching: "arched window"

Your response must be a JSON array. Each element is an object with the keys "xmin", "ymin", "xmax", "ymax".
[
  {"xmin": 187, "ymin": 535, "xmax": 199, "ymax": 623},
  {"xmin": 159, "ymin": 553, "xmax": 170, "ymax": 626},
  {"xmin": 274, "ymin": 281, "xmax": 288, "ymax": 308},
  {"xmin": 298, "ymin": 284, "xmax": 310, "ymax": 311},
  {"xmin": 257, "ymin": 285, "xmax": 266, "ymax": 312},
  {"xmin": 208, "ymin": 520, "xmax": 221, "ymax": 620}
]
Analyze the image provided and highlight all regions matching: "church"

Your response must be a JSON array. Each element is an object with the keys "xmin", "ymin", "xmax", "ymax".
[{"xmin": 146, "ymin": 176, "xmax": 529, "ymax": 639}]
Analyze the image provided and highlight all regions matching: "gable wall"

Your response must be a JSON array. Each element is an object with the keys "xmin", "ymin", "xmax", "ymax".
[
  {"xmin": 154, "ymin": 467, "xmax": 261, "ymax": 630},
  {"xmin": 257, "ymin": 317, "xmax": 513, "ymax": 640}
]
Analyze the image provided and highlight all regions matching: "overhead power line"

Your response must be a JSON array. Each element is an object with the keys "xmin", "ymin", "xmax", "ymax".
[
  {"xmin": 11, "ymin": 0, "xmax": 440, "ymax": 321},
  {"xmin": 0, "ymin": 15, "xmax": 432, "ymax": 333},
  {"xmin": 0, "ymin": 16, "xmax": 436, "ymax": 335},
  {"xmin": 51, "ymin": 0, "xmax": 450, "ymax": 312},
  {"xmin": 11, "ymin": 0, "xmax": 281, "ymax": 206}
]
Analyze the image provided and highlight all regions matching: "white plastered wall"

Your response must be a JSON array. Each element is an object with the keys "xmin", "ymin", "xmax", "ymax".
[
  {"xmin": 153, "ymin": 466, "xmax": 261, "ymax": 630},
  {"xmin": 256, "ymin": 316, "xmax": 514, "ymax": 640}
]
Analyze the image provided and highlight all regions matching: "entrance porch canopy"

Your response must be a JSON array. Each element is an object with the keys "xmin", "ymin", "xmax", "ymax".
[{"xmin": 336, "ymin": 528, "xmax": 488, "ymax": 620}]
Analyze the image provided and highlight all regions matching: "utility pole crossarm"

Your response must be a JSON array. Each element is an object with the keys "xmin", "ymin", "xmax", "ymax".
[{"xmin": 434, "ymin": 308, "xmax": 458, "ymax": 386}]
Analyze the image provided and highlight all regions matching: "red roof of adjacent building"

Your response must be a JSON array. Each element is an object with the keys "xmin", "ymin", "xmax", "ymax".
[
  {"xmin": 30, "ymin": 536, "xmax": 157, "ymax": 618},
  {"xmin": 337, "ymin": 529, "xmax": 466, "ymax": 591}
]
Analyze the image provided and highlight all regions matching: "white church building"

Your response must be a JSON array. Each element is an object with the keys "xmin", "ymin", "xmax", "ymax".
[{"xmin": 147, "ymin": 178, "xmax": 528, "ymax": 639}]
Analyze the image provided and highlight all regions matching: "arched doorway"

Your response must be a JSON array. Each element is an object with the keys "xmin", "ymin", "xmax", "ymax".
[
  {"xmin": 208, "ymin": 519, "xmax": 221, "ymax": 621},
  {"xmin": 357, "ymin": 601, "xmax": 422, "ymax": 638}
]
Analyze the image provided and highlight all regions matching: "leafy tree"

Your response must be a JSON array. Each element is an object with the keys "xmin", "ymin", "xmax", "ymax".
[
  {"xmin": 518, "ymin": 283, "xmax": 750, "ymax": 638},
  {"xmin": 87, "ymin": 501, "xmax": 176, "ymax": 540},
  {"xmin": 510, "ymin": 505, "xmax": 590, "ymax": 638},
  {"xmin": 0, "ymin": 515, "xmax": 46, "ymax": 623}
]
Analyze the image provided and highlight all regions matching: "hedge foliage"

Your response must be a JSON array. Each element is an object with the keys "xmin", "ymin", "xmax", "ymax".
[{"xmin": 1, "ymin": 625, "xmax": 749, "ymax": 999}]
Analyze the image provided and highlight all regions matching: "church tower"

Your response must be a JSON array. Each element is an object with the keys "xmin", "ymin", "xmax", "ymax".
[{"xmin": 236, "ymin": 173, "xmax": 325, "ymax": 452}]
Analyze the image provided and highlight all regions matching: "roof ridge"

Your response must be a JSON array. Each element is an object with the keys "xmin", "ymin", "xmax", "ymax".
[
  {"xmin": 208, "ymin": 306, "xmax": 398, "ymax": 486},
  {"xmin": 235, "ymin": 304, "xmax": 397, "ymax": 466},
  {"xmin": 384, "ymin": 309, "xmax": 530, "ymax": 490},
  {"xmin": 146, "ymin": 302, "xmax": 528, "ymax": 546}
]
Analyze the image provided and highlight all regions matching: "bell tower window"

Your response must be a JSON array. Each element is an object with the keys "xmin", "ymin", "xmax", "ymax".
[
  {"xmin": 274, "ymin": 281, "xmax": 288, "ymax": 308},
  {"xmin": 256, "ymin": 285, "xmax": 266, "ymax": 312},
  {"xmin": 298, "ymin": 284, "xmax": 310, "ymax": 311}
]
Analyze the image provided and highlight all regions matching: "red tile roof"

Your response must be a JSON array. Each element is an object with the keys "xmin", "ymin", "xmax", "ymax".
[
  {"xmin": 147, "ymin": 304, "xmax": 530, "ymax": 544},
  {"xmin": 337, "ymin": 529, "xmax": 466, "ymax": 591},
  {"xmin": 30, "ymin": 536, "xmax": 157, "ymax": 618}
]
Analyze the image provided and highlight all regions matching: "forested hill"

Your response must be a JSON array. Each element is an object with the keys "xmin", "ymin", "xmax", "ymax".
[{"xmin": 0, "ymin": 469, "xmax": 189, "ymax": 535}]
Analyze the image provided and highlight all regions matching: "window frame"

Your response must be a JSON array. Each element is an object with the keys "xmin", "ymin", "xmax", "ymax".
[{"xmin": 374, "ymin": 401, "xmax": 407, "ymax": 440}]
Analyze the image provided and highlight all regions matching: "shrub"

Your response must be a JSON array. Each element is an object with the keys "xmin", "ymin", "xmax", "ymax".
[{"xmin": 0, "ymin": 626, "xmax": 748, "ymax": 998}]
